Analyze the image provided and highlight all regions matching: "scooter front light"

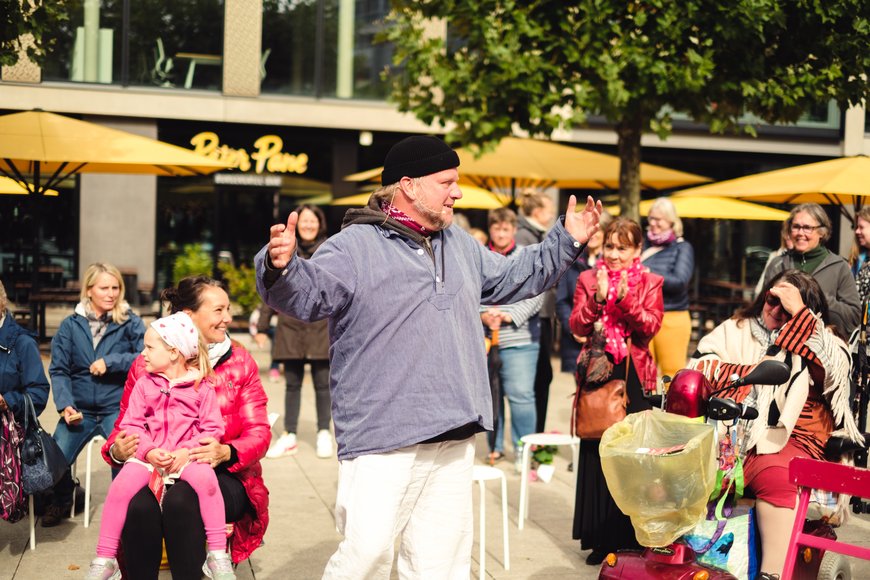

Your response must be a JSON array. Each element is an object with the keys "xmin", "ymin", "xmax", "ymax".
[
  {"xmin": 691, "ymin": 571, "xmax": 709, "ymax": 580},
  {"xmin": 802, "ymin": 547, "xmax": 813, "ymax": 563},
  {"xmin": 605, "ymin": 553, "xmax": 617, "ymax": 567}
]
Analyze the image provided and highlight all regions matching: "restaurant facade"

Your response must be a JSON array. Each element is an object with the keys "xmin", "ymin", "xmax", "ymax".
[{"xmin": 1, "ymin": 0, "xmax": 869, "ymax": 301}]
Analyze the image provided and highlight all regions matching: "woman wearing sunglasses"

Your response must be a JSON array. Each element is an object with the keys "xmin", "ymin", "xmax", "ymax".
[
  {"xmin": 689, "ymin": 269, "xmax": 863, "ymax": 580},
  {"xmin": 760, "ymin": 203, "xmax": 860, "ymax": 335}
]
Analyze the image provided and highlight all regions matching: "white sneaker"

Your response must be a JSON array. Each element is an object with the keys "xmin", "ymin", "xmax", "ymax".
[
  {"xmin": 266, "ymin": 432, "xmax": 297, "ymax": 458},
  {"xmin": 203, "ymin": 550, "xmax": 236, "ymax": 580},
  {"xmin": 316, "ymin": 430, "xmax": 333, "ymax": 459},
  {"xmin": 84, "ymin": 557, "xmax": 121, "ymax": 580}
]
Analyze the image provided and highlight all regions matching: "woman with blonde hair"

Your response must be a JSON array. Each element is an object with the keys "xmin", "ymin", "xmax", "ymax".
[
  {"xmin": 44, "ymin": 262, "xmax": 145, "ymax": 527},
  {"xmin": 641, "ymin": 197, "xmax": 695, "ymax": 379}
]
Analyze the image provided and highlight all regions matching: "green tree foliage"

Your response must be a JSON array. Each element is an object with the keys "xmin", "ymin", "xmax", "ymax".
[
  {"xmin": 384, "ymin": 0, "xmax": 870, "ymax": 220},
  {"xmin": 0, "ymin": 0, "xmax": 68, "ymax": 67}
]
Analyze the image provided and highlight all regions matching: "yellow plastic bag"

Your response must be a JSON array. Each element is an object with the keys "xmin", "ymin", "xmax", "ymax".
[{"xmin": 600, "ymin": 410, "xmax": 718, "ymax": 547}]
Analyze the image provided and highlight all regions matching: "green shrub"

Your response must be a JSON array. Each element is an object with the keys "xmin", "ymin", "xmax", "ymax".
[
  {"xmin": 218, "ymin": 261, "xmax": 260, "ymax": 317},
  {"xmin": 172, "ymin": 244, "xmax": 213, "ymax": 286}
]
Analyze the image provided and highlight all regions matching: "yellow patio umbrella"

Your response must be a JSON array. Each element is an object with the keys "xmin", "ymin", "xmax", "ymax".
[
  {"xmin": 0, "ymin": 109, "xmax": 232, "ymax": 299},
  {"xmin": 673, "ymin": 155, "xmax": 870, "ymax": 222},
  {"xmin": 0, "ymin": 110, "xmax": 231, "ymax": 181},
  {"xmin": 345, "ymin": 137, "xmax": 710, "ymax": 192},
  {"xmin": 0, "ymin": 176, "xmax": 57, "ymax": 196},
  {"xmin": 332, "ymin": 184, "xmax": 509, "ymax": 210},
  {"xmin": 604, "ymin": 196, "xmax": 790, "ymax": 221},
  {"xmin": 456, "ymin": 137, "xmax": 710, "ymax": 191}
]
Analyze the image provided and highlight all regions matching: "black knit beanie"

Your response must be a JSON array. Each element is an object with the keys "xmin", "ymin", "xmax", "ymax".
[{"xmin": 381, "ymin": 135, "xmax": 460, "ymax": 185}]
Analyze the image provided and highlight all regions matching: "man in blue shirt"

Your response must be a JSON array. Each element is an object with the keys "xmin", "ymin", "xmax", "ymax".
[{"xmin": 256, "ymin": 135, "xmax": 601, "ymax": 578}]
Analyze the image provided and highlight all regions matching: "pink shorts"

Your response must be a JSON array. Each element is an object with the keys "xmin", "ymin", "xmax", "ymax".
[{"xmin": 743, "ymin": 441, "xmax": 811, "ymax": 509}]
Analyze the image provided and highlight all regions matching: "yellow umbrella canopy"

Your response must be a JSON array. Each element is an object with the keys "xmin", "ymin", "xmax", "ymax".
[
  {"xmin": 332, "ymin": 184, "xmax": 509, "ymax": 210},
  {"xmin": 0, "ymin": 176, "xmax": 57, "ymax": 196},
  {"xmin": 0, "ymin": 110, "xmax": 231, "ymax": 187},
  {"xmin": 673, "ymin": 156, "xmax": 870, "ymax": 221},
  {"xmin": 605, "ymin": 196, "xmax": 791, "ymax": 221},
  {"xmin": 0, "ymin": 109, "xmax": 232, "ymax": 297},
  {"xmin": 456, "ymin": 137, "xmax": 710, "ymax": 190},
  {"xmin": 345, "ymin": 137, "xmax": 710, "ymax": 191}
]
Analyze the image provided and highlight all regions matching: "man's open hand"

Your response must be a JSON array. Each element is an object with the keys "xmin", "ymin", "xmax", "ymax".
[{"xmin": 564, "ymin": 195, "xmax": 602, "ymax": 246}]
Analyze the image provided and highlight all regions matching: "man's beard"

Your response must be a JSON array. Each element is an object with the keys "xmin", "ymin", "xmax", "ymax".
[{"xmin": 413, "ymin": 196, "xmax": 452, "ymax": 231}]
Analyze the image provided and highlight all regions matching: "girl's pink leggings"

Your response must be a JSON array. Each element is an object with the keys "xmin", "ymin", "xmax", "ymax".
[{"xmin": 95, "ymin": 461, "xmax": 226, "ymax": 557}]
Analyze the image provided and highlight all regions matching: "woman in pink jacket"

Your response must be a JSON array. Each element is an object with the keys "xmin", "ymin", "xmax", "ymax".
[
  {"xmin": 101, "ymin": 277, "xmax": 270, "ymax": 579},
  {"xmin": 87, "ymin": 312, "xmax": 234, "ymax": 580}
]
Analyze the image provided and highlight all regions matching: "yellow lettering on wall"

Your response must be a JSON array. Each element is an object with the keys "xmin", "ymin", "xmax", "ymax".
[
  {"xmin": 252, "ymin": 135, "xmax": 283, "ymax": 174},
  {"xmin": 190, "ymin": 132, "xmax": 251, "ymax": 172},
  {"xmin": 190, "ymin": 131, "xmax": 307, "ymax": 175}
]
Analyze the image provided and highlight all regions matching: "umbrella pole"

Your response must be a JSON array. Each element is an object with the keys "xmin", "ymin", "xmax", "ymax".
[{"xmin": 29, "ymin": 161, "xmax": 42, "ymax": 332}]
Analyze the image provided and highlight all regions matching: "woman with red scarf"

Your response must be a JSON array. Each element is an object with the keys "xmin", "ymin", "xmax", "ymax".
[{"xmin": 569, "ymin": 217, "xmax": 664, "ymax": 565}]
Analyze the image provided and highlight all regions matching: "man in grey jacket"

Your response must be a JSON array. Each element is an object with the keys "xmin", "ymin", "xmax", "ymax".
[{"xmin": 255, "ymin": 135, "xmax": 601, "ymax": 579}]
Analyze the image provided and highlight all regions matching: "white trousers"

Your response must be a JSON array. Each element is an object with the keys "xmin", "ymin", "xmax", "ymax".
[{"xmin": 322, "ymin": 437, "xmax": 475, "ymax": 580}]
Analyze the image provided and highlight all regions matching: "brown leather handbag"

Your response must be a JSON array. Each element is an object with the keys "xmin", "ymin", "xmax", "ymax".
[{"xmin": 571, "ymin": 336, "xmax": 631, "ymax": 439}]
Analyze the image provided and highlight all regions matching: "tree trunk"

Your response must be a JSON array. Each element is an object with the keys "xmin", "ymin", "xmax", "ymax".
[{"xmin": 616, "ymin": 115, "xmax": 643, "ymax": 223}]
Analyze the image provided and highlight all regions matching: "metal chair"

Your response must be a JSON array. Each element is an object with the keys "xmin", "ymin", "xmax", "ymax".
[
  {"xmin": 260, "ymin": 48, "xmax": 272, "ymax": 81},
  {"xmin": 781, "ymin": 457, "xmax": 869, "ymax": 580},
  {"xmin": 151, "ymin": 38, "xmax": 174, "ymax": 86}
]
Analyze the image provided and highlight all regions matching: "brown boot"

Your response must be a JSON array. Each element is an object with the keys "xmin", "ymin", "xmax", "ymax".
[{"xmin": 41, "ymin": 503, "xmax": 71, "ymax": 527}]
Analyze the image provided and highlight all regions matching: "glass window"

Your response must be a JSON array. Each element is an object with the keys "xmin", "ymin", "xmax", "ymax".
[
  {"xmin": 42, "ymin": 0, "xmax": 122, "ymax": 85},
  {"xmin": 129, "ymin": 0, "xmax": 225, "ymax": 90},
  {"xmin": 41, "ymin": 0, "xmax": 225, "ymax": 91},
  {"xmin": 261, "ymin": 0, "xmax": 326, "ymax": 96},
  {"xmin": 344, "ymin": 0, "xmax": 392, "ymax": 100},
  {"xmin": 261, "ymin": 0, "xmax": 392, "ymax": 99},
  {"xmin": 0, "ymin": 178, "xmax": 78, "ymax": 297}
]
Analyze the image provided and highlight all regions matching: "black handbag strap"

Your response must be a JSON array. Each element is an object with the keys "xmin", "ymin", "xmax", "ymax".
[{"xmin": 21, "ymin": 392, "xmax": 38, "ymax": 435}]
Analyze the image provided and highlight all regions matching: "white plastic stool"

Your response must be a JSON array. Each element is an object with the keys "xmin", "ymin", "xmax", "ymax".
[
  {"xmin": 70, "ymin": 435, "xmax": 106, "ymax": 528},
  {"xmin": 517, "ymin": 433, "xmax": 580, "ymax": 530},
  {"xmin": 471, "ymin": 465, "xmax": 510, "ymax": 579},
  {"xmin": 28, "ymin": 495, "xmax": 35, "ymax": 550}
]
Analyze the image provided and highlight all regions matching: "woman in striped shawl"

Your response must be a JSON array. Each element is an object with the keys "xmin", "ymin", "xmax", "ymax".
[{"xmin": 690, "ymin": 269, "xmax": 863, "ymax": 579}]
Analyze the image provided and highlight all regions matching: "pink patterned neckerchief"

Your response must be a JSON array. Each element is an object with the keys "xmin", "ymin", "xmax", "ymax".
[
  {"xmin": 380, "ymin": 200, "xmax": 429, "ymax": 236},
  {"xmin": 646, "ymin": 228, "xmax": 677, "ymax": 246},
  {"xmin": 596, "ymin": 257, "xmax": 645, "ymax": 363}
]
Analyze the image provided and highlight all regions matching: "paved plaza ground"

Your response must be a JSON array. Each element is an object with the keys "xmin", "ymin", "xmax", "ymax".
[{"xmin": 1, "ymin": 307, "xmax": 868, "ymax": 579}]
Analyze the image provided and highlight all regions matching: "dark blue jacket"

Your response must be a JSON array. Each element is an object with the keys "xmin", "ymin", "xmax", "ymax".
[
  {"xmin": 0, "ymin": 312, "xmax": 50, "ymax": 422},
  {"xmin": 642, "ymin": 239, "xmax": 694, "ymax": 312},
  {"xmin": 49, "ymin": 310, "xmax": 144, "ymax": 414},
  {"xmin": 555, "ymin": 256, "xmax": 591, "ymax": 373}
]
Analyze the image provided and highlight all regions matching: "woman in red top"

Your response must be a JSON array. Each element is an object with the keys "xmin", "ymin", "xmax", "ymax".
[
  {"xmin": 569, "ymin": 218, "xmax": 664, "ymax": 565},
  {"xmin": 101, "ymin": 276, "xmax": 270, "ymax": 579}
]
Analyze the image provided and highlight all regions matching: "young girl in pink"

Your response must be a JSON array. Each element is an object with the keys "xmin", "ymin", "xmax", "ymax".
[{"xmin": 86, "ymin": 312, "xmax": 234, "ymax": 580}]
